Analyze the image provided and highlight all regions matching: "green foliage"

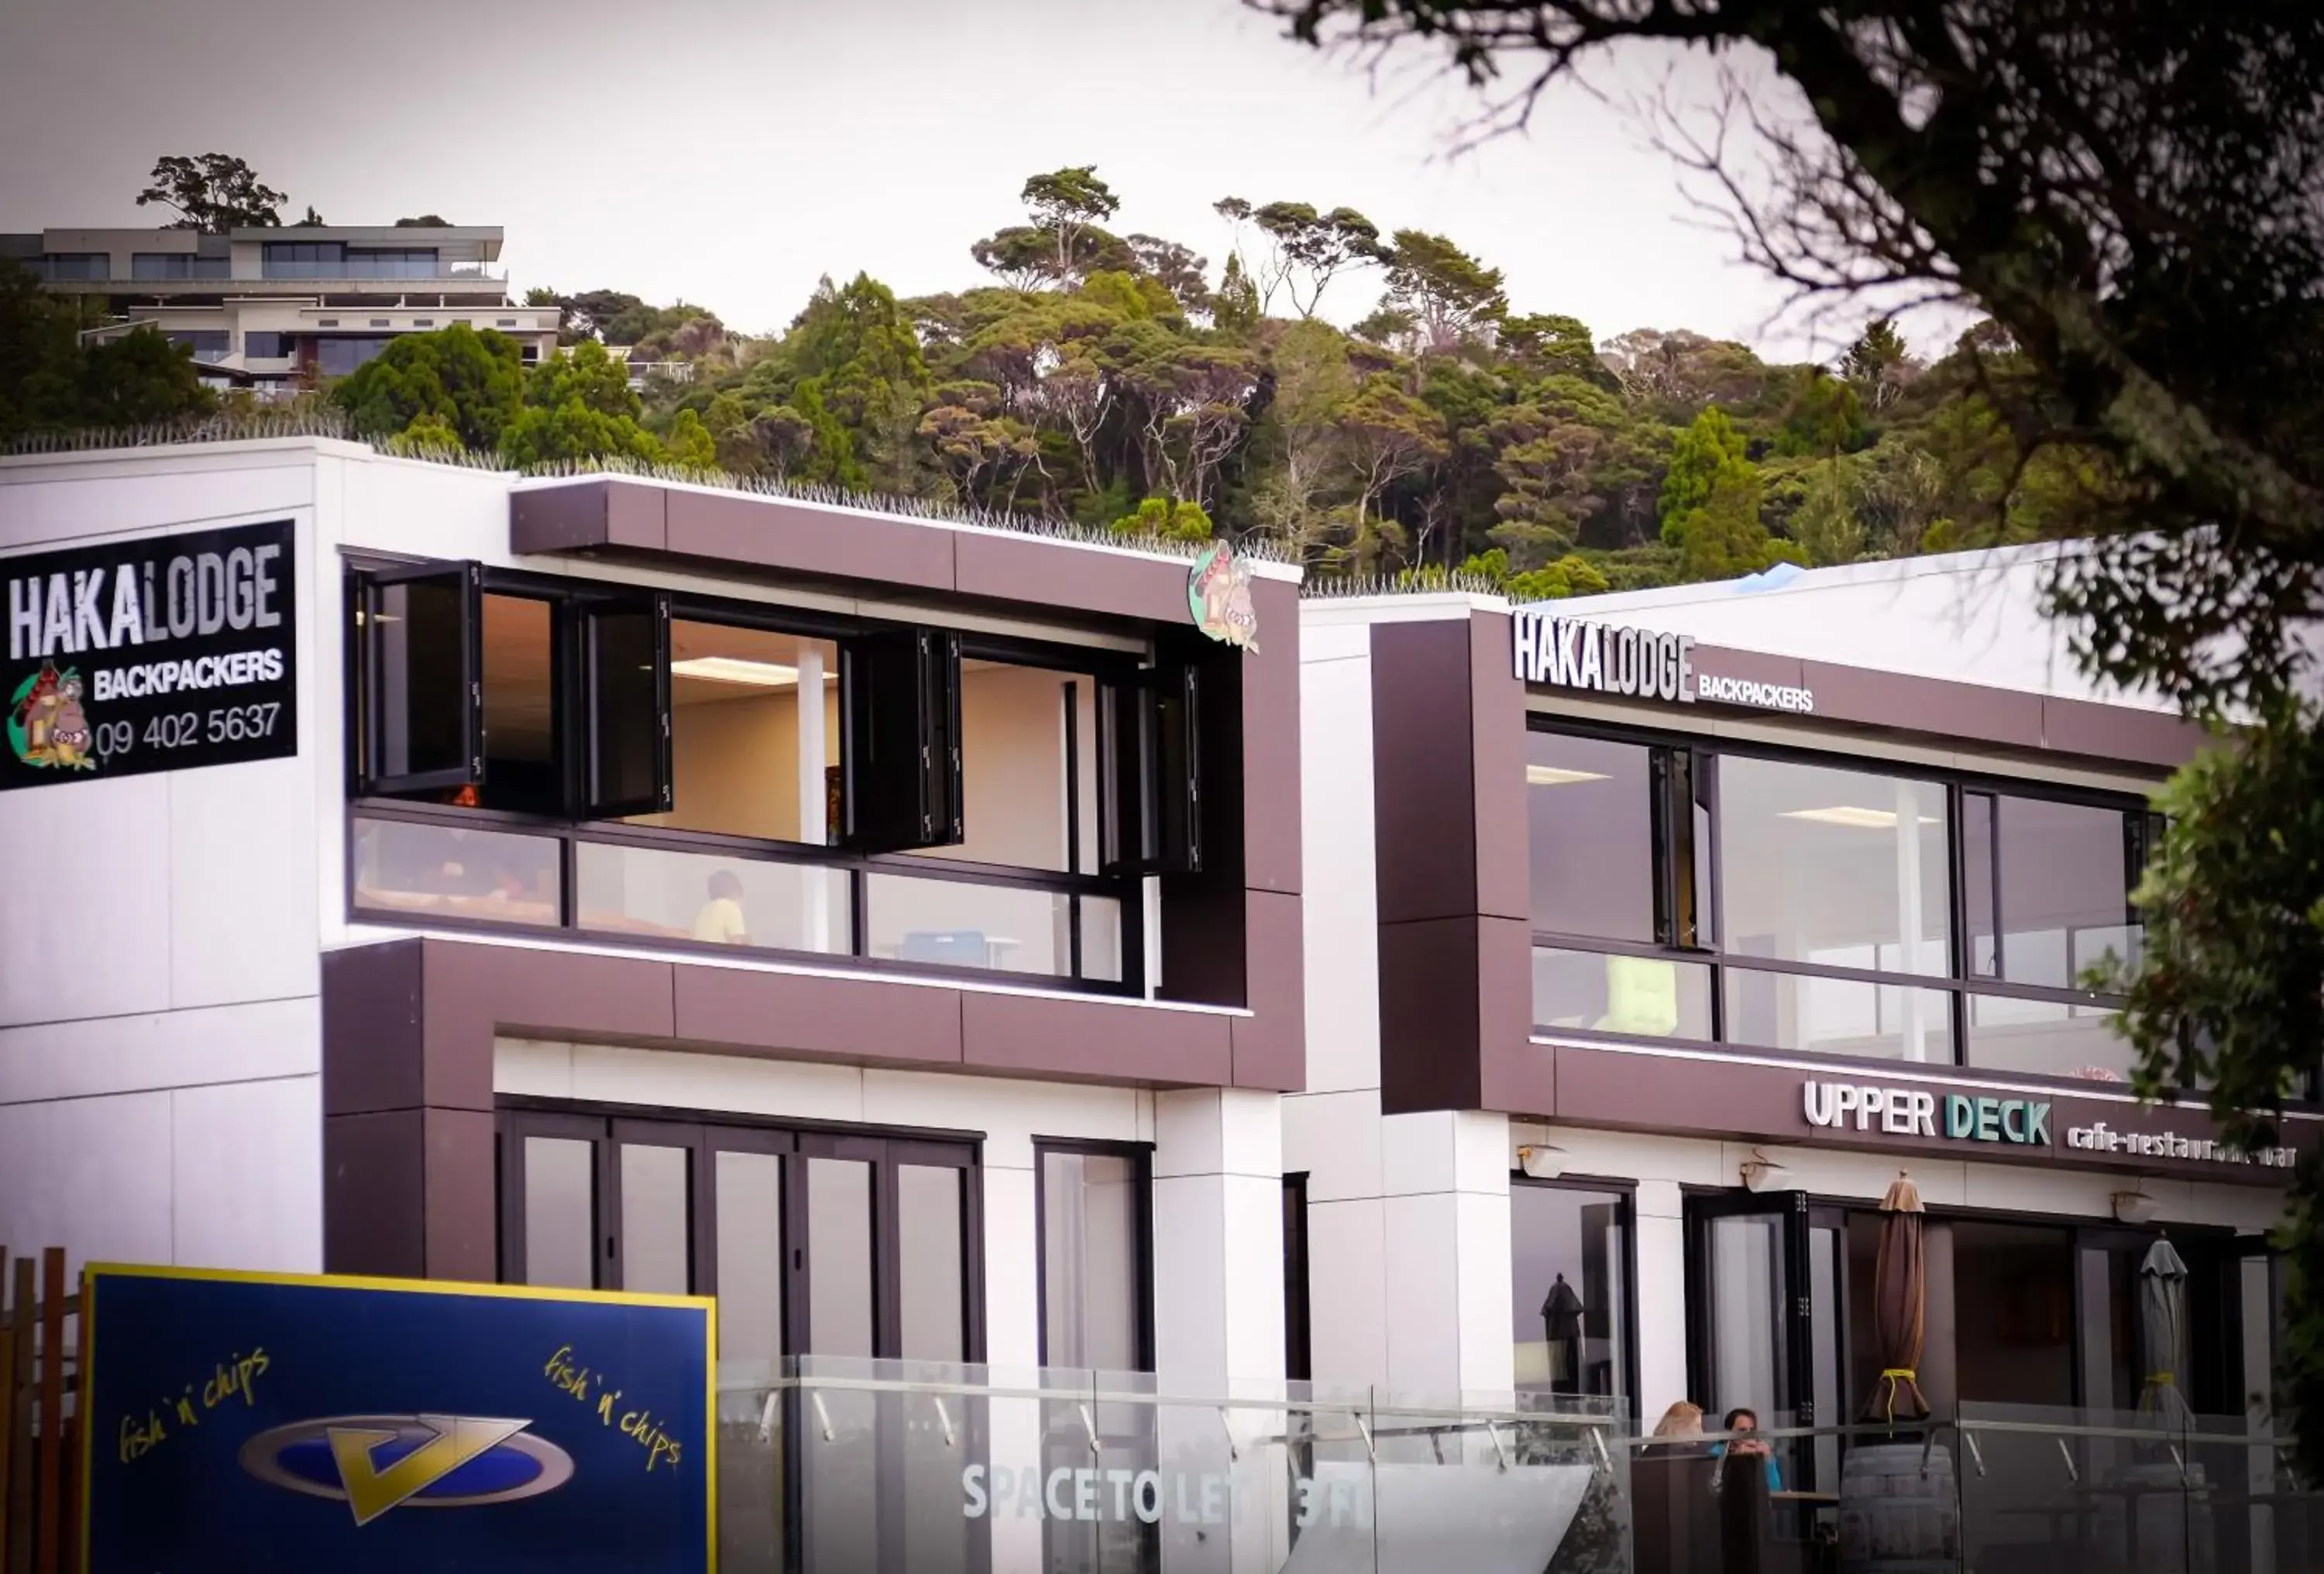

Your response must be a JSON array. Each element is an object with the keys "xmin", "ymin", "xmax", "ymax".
[
  {"xmin": 1671, "ymin": 459, "xmax": 1775, "ymax": 581},
  {"xmin": 1112, "ymin": 497, "xmax": 1214, "ymax": 542},
  {"xmin": 383, "ymin": 413, "xmax": 463, "ymax": 459},
  {"xmin": 1380, "ymin": 230, "xmax": 1507, "ymax": 352},
  {"xmin": 0, "ymin": 262, "xmax": 91, "ymax": 436},
  {"xmin": 1658, "ymin": 407, "xmax": 1747, "ymax": 541},
  {"xmin": 395, "ymin": 215, "xmax": 451, "ymax": 228},
  {"xmin": 663, "ymin": 407, "xmax": 717, "ymax": 469},
  {"xmin": 332, "ymin": 324, "xmax": 525, "ymax": 451},
  {"xmin": 497, "ymin": 400, "xmax": 665, "ymax": 467},
  {"xmin": 528, "ymin": 339, "xmax": 641, "ymax": 420},
  {"xmin": 136, "ymin": 153, "xmax": 287, "ymax": 232},
  {"xmin": 77, "ymin": 328, "xmax": 218, "ymax": 428},
  {"xmin": 1453, "ymin": 546, "xmax": 1611, "ymax": 600}
]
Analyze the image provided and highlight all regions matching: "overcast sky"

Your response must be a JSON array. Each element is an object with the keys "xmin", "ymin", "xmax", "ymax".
[{"xmin": 0, "ymin": 0, "xmax": 1899, "ymax": 359}]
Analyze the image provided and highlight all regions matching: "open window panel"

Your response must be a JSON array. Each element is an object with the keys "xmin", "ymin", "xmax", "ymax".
[
  {"xmin": 631, "ymin": 619, "xmax": 844, "ymax": 842},
  {"xmin": 898, "ymin": 654, "xmax": 1106, "ymax": 876},
  {"xmin": 356, "ymin": 559, "xmax": 481, "ymax": 799},
  {"xmin": 1686, "ymin": 1188, "xmax": 1824, "ymax": 1485},
  {"xmin": 1098, "ymin": 660, "xmax": 1202, "ymax": 878},
  {"xmin": 841, "ymin": 627, "xmax": 963, "ymax": 855},
  {"xmin": 577, "ymin": 591, "xmax": 671, "ymax": 820}
]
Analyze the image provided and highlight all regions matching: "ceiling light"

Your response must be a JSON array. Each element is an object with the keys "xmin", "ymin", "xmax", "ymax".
[
  {"xmin": 1527, "ymin": 765, "xmax": 1611, "ymax": 788},
  {"xmin": 1779, "ymin": 806, "xmax": 1941, "ymax": 830},
  {"xmin": 670, "ymin": 657, "xmax": 799, "ymax": 688}
]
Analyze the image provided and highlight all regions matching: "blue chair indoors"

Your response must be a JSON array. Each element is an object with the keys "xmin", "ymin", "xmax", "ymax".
[{"xmin": 898, "ymin": 930, "xmax": 992, "ymax": 968}]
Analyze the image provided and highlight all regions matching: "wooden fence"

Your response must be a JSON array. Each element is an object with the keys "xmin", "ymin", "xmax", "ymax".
[{"xmin": 0, "ymin": 1249, "xmax": 77, "ymax": 1574}]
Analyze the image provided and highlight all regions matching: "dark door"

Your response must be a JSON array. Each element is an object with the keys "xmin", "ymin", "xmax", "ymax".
[{"xmin": 1688, "ymin": 1189, "xmax": 1817, "ymax": 1445}]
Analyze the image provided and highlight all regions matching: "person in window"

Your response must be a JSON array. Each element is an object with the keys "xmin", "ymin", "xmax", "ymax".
[
  {"xmin": 1714, "ymin": 1406, "xmax": 1783, "ymax": 1492},
  {"xmin": 1650, "ymin": 1401, "xmax": 1708, "ymax": 1451},
  {"xmin": 692, "ymin": 870, "xmax": 751, "ymax": 945}
]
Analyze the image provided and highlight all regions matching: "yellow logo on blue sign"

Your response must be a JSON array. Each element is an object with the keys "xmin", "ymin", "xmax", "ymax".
[{"xmin": 238, "ymin": 1414, "xmax": 576, "ymax": 1524}]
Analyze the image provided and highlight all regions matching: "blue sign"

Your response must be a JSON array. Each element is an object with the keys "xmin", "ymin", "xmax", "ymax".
[{"xmin": 79, "ymin": 1265, "xmax": 714, "ymax": 1573}]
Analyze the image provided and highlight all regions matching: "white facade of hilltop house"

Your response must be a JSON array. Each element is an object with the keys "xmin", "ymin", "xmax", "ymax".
[{"xmin": 3, "ymin": 225, "xmax": 560, "ymax": 390}]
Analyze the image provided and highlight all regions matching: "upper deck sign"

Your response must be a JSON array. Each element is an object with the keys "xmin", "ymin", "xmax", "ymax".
[
  {"xmin": 2, "ymin": 519, "xmax": 297, "ymax": 790},
  {"xmin": 1511, "ymin": 607, "xmax": 1816, "ymax": 715}
]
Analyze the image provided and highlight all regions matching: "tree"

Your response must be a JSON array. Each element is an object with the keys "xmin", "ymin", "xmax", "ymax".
[
  {"xmin": 1659, "ymin": 407, "xmax": 1748, "ymax": 543},
  {"xmin": 297, "ymin": 206, "xmax": 325, "ymax": 227},
  {"xmin": 1250, "ymin": 320, "xmax": 1356, "ymax": 557},
  {"xmin": 1126, "ymin": 235, "xmax": 1211, "ymax": 314},
  {"xmin": 136, "ymin": 154, "xmax": 286, "ymax": 232},
  {"xmin": 528, "ymin": 339, "xmax": 641, "ymax": 420},
  {"xmin": 1116, "ymin": 335, "xmax": 1259, "ymax": 511},
  {"xmin": 332, "ymin": 324, "xmax": 524, "ymax": 451},
  {"xmin": 395, "ymin": 215, "xmax": 451, "ymax": 228},
  {"xmin": 1670, "ymin": 462, "xmax": 1775, "ymax": 582},
  {"xmin": 1500, "ymin": 313, "xmax": 1615, "ymax": 390},
  {"xmin": 1339, "ymin": 375, "xmax": 1449, "ymax": 565},
  {"xmin": 1251, "ymin": 202, "xmax": 1384, "ymax": 319},
  {"xmin": 1790, "ymin": 457, "xmax": 1870, "ymax": 566},
  {"xmin": 1841, "ymin": 319, "xmax": 1914, "ymax": 413},
  {"xmin": 1112, "ymin": 497, "xmax": 1215, "ymax": 542},
  {"xmin": 0, "ymin": 262, "xmax": 86, "ymax": 436},
  {"xmin": 497, "ymin": 400, "xmax": 665, "ymax": 467},
  {"xmin": 1380, "ymin": 232, "xmax": 1506, "ymax": 353},
  {"xmin": 1019, "ymin": 167, "xmax": 1121, "ymax": 280},
  {"xmin": 663, "ymin": 407, "xmax": 717, "ymax": 468},
  {"xmin": 77, "ymin": 328, "xmax": 217, "ymax": 428},
  {"xmin": 1775, "ymin": 369, "xmax": 1866, "ymax": 458}
]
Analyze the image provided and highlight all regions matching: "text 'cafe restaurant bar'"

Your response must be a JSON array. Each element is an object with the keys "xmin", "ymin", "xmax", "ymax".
[{"xmin": 1291, "ymin": 557, "xmax": 2310, "ymax": 1470}]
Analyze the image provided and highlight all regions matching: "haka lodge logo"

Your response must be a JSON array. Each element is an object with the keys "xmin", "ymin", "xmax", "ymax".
[
  {"xmin": 8, "ymin": 661, "xmax": 96, "ymax": 772},
  {"xmin": 239, "ymin": 1414, "xmax": 576, "ymax": 1525},
  {"xmin": 1189, "ymin": 541, "xmax": 1258, "ymax": 652}
]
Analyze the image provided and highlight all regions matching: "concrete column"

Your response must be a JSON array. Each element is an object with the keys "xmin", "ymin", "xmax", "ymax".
[
  {"xmin": 1377, "ymin": 1110, "xmax": 1514, "ymax": 1406},
  {"xmin": 1152, "ymin": 1089, "xmax": 1285, "ymax": 1572},
  {"xmin": 1634, "ymin": 1179, "xmax": 1690, "ymax": 1426}
]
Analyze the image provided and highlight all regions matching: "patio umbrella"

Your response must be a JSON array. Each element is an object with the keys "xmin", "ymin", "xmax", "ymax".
[
  {"xmin": 1861, "ymin": 1173, "xmax": 1932, "ymax": 1424},
  {"xmin": 2136, "ymin": 1236, "xmax": 2193, "ymax": 1430}
]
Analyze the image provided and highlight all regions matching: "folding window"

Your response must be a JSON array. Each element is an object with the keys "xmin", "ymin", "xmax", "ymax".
[
  {"xmin": 1098, "ymin": 661, "xmax": 1202, "ymax": 877},
  {"xmin": 579, "ymin": 593, "xmax": 672, "ymax": 817},
  {"xmin": 1651, "ymin": 746, "xmax": 1714, "ymax": 950},
  {"xmin": 841, "ymin": 628, "xmax": 963, "ymax": 853},
  {"xmin": 356, "ymin": 560, "xmax": 480, "ymax": 796}
]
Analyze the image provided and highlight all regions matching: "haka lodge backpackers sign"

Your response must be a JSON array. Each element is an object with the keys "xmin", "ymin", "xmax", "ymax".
[
  {"xmin": 81, "ymin": 1265, "xmax": 713, "ymax": 1574},
  {"xmin": 1511, "ymin": 607, "xmax": 1817, "ymax": 715},
  {"xmin": 3, "ymin": 519, "xmax": 296, "ymax": 791}
]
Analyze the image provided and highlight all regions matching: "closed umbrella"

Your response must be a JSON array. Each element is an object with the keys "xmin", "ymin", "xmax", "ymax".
[
  {"xmin": 2136, "ymin": 1237, "xmax": 2192, "ymax": 1431},
  {"xmin": 1862, "ymin": 1173, "xmax": 1931, "ymax": 1424}
]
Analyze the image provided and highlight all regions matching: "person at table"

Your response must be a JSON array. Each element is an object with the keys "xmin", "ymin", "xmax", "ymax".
[
  {"xmin": 1714, "ymin": 1406, "xmax": 1784, "ymax": 1492},
  {"xmin": 692, "ymin": 870, "xmax": 751, "ymax": 945}
]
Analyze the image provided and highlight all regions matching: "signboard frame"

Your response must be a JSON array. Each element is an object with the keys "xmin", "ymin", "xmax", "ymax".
[{"xmin": 77, "ymin": 1262, "xmax": 717, "ymax": 1574}]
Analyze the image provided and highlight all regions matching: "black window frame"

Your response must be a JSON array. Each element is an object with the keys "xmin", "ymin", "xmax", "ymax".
[
  {"xmin": 1283, "ymin": 1172, "xmax": 1313, "ymax": 1386},
  {"xmin": 1032, "ymin": 1139, "xmax": 1157, "ymax": 1373},
  {"xmin": 496, "ymin": 1099, "xmax": 986, "ymax": 1363},
  {"xmin": 345, "ymin": 556, "xmax": 1170, "ymax": 995},
  {"xmin": 1521, "ymin": 713, "xmax": 2206, "ymax": 1091},
  {"xmin": 1510, "ymin": 1171, "xmax": 1641, "ymax": 1408}
]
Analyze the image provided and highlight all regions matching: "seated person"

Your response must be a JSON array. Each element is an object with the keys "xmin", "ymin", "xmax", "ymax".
[
  {"xmin": 692, "ymin": 870, "xmax": 751, "ymax": 945},
  {"xmin": 1712, "ymin": 1405, "xmax": 1783, "ymax": 1492}
]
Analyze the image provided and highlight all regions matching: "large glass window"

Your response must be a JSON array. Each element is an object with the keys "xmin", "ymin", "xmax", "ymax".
[
  {"xmin": 1527, "ymin": 732, "xmax": 1655, "ymax": 942},
  {"xmin": 1039, "ymin": 1146, "xmax": 1150, "ymax": 1372},
  {"xmin": 1511, "ymin": 1180, "xmax": 1631, "ymax": 1400},
  {"xmin": 315, "ymin": 336, "xmax": 389, "ymax": 376},
  {"xmin": 243, "ymin": 331, "xmax": 292, "ymax": 359},
  {"xmin": 34, "ymin": 253, "xmax": 108, "ymax": 281},
  {"xmin": 131, "ymin": 253, "xmax": 230, "ymax": 280},
  {"xmin": 349, "ymin": 563, "xmax": 1167, "ymax": 992},
  {"xmin": 1719, "ymin": 755, "xmax": 1951, "ymax": 978},
  {"xmin": 1525, "ymin": 721, "xmax": 2154, "ymax": 1078},
  {"xmin": 165, "ymin": 330, "xmax": 230, "ymax": 360}
]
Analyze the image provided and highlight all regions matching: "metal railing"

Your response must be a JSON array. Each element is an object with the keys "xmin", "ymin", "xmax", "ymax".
[{"xmin": 703, "ymin": 1366, "xmax": 2324, "ymax": 1574}]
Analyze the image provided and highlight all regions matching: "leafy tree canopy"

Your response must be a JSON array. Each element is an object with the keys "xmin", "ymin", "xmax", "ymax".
[{"xmin": 136, "ymin": 153, "xmax": 287, "ymax": 232}]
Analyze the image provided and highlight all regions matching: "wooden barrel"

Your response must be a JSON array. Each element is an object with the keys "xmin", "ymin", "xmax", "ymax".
[{"xmin": 1838, "ymin": 1442, "xmax": 1961, "ymax": 1573}]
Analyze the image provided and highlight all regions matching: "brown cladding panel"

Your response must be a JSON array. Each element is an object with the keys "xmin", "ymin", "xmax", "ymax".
[
  {"xmin": 322, "ymin": 939, "xmax": 425, "ymax": 1116},
  {"xmin": 1378, "ymin": 916, "xmax": 1486, "ymax": 1115},
  {"xmin": 2041, "ymin": 696, "xmax": 2208, "ymax": 770},
  {"xmin": 1231, "ymin": 888, "xmax": 1305, "ymax": 1092},
  {"xmin": 670, "ymin": 964, "xmax": 964, "ymax": 1067},
  {"xmin": 1239, "ymin": 577, "xmax": 1302, "ymax": 895},
  {"xmin": 1370, "ymin": 619, "xmax": 1480, "ymax": 926},
  {"xmin": 1472, "ymin": 915, "xmax": 1548, "ymax": 1114},
  {"xmin": 1799, "ymin": 661, "xmax": 2047, "ymax": 751},
  {"xmin": 961, "ymin": 988, "xmax": 1233, "ymax": 1086},
  {"xmin": 663, "ymin": 488, "xmax": 955, "ymax": 593},
  {"xmin": 323, "ymin": 1110, "xmax": 425, "ymax": 1277},
  {"xmin": 423, "ymin": 1106, "xmax": 500, "ymax": 1282},
  {"xmin": 954, "ymin": 531, "xmax": 1191, "ymax": 624},
  {"xmin": 510, "ymin": 478, "xmax": 668, "ymax": 554},
  {"xmin": 1470, "ymin": 610, "xmax": 1529, "ymax": 923}
]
